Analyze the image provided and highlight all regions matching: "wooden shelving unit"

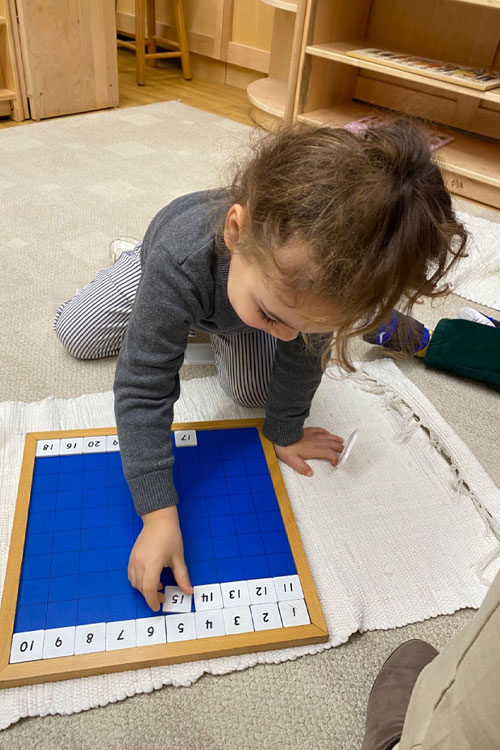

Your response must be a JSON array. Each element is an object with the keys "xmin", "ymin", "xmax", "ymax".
[
  {"xmin": 246, "ymin": 0, "xmax": 306, "ymax": 127},
  {"xmin": 0, "ymin": 0, "xmax": 28, "ymax": 121},
  {"xmin": 290, "ymin": 0, "xmax": 500, "ymax": 208}
]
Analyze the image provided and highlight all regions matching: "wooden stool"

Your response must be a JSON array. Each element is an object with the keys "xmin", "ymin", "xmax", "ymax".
[{"xmin": 117, "ymin": 0, "xmax": 191, "ymax": 85}]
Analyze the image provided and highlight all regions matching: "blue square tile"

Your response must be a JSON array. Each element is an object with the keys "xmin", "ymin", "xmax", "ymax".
[
  {"xmin": 237, "ymin": 533, "xmax": 265, "ymax": 556},
  {"xmin": 232, "ymin": 513, "xmax": 260, "ymax": 534},
  {"xmin": 27, "ymin": 511, "xmax": 55, "ymax": 535},
  {"xmin": 208, "ymin": 515, "xmax": 236, "ymax": 537},
  {"xmin": 81, "ymin": 526, "xmax": 107, "ymax": 550},
  {"xmin": 107, "ymin": 468, "xmax": 127, "ymax": 487},
  {"xmin": 57, "ymin": 472, "xmax": 83, "ymax": 492},
  {"xmin": 267, "ymin": 551, "xmax": 296, "ymax": 577},
  {"xmin": 54, "ymin": 508, "xmax": 82, "ymax": 532},
  {"xmin": 199, "ymin": 445, "xmax": 221, "ymax": 462},
  {"xmin": 29, "ymin": 492, "xmax": 57, "ymax": 512},
  {"xmin": 14, "ymin": 603, "xmax": 47, "ymax": 633},
  {"xmin": 244, "ymin": 458, "xmax": 269, "ymax": 476},
  {"xmin": 81, "ymin": 505, "xmax": 107, "ymax": 529},
  {"xmin": 263, "ymin": 530, "xmax": 290, "ymax": 555},
  {"xmin": 52, "ymin": 529, "xmax": 80, "ymax": 553},
  {"xmin": 178, "ymin": 496, "xmax": 208, "ymax": 518},
  {"xmin": 179, "ymin": 476, "xmax": 206, "ymax": 499},
  {"xmin": 212, "ymin": 535, "xmax": 239, "ymax": 559},
  {"xmin": 136, "ymin": 591, "xmax": 159, "ymax": 618},
  {"xmin": 219, "ymin": 443, "xmax": 243, "ymax": 460},
  {"xmin": 82, "ymin": 487, "xmax": 107, "ymax": 508},
  {"xmin": 207, "ymin": 495, "xmax": 231, "ymax": 516},
  {"xmin": 219, "ymin": 428, "xmax": 241, "ymax": 445},
  {"xmin": 34, "ymin": 456, "xmax": 60, "ymax": 474},
  {"xmin": 252, "ymin": 492, "xmax": 279, "ymax": 513},
  {"xmin": 83, "ymin": 470, "xmax": 107, "ymax": 489},
  {"xmin": 249, "ymin": 474, "xmax": 275, "ymax": 493},
  {"xmin": 223, "ymin": 459, "xmax": 246, "ymax": 477},
  {"xmin": 77, "ymin": 596, "xmax": 107, "ymax": 625},
  {"xmin": 56, "ymin": 490, "xmax": 82, "ymax": 510},
  {"xmin": 204, "ymin": 478, "xmax": 228, "ymax": 497},
  {"xmin": 24, "ymin": 531, "xmax": 53, "ymax": 557},
  {"xmin": 107, "ymin": 452, "xmax": 123, "ymax": 470},
  {"xmin": 229, "ymin": 493, "xmax": 254, "ymax": 514},
  {"xmin": 79, "ymin": 572, "xmax": 107, "ymax": 598},
  {"xmin": 46, "ymin": 599, "xmax": 78, "ymax": 629},
  {"xmin": 52, "ymin": 550, "xmax": 80, "ymax": 576},
  {"xmin": 106, "ymin": 485, "xmax": 132, "ymax": 505},
  {"xmin": 31, "ymin": 472, "xmax": 58, "ymax": 493},
  {"xmin": 175, "ymin": 446, "xmax": 200, "ymax": 463},
  {"xmin": 107, "ymin": 593, "xmax": 137, "ymax": 622},
  {"xmin": 107, "ymin": 569, "xmax": 132, "ymax": 595},
  {"xmin": 188, "ymin": 559, "xmax": 218, "ymax": 586},
  {"xmin": 184, "ymin": 536, "xmax": 214, "ymax": 562},
  {"xmin": 241, "ymin": 555, "xmax": 270, "ymax": 579},
  {"xmin": 17, "ymin": 577, "xmax": 49, "ymax": 606},
  {"xmin": 226, "ymin": 475, "xmax": 251, "ymax": 494},
  {"xmin": 107, "ymin": 546, "xmax": 130, "ymax": 571},
  {"xmin": 196, "ymin": 430, "xmax": 219, "ymax": 446},
  {"xmin": 49, "ymin": 575, "xmax": 78, "ymax": 602},
  {"xmin": 107, "ymin": 524, "xmax": 135, "ymax": 548},
  {"xmin": 216, "ymin": 557, "xmax": 244, "ymax": 583},
  {"xmin": 21, "ymin": 554, "xmax": 52, "ymax": 581},
  {"xmin": 258, "ymin": 511, "xmax": 284, "ymax": 532},
  {"xmin": 201, "ymin": 461, "xmax": 225, "ymax": 479},
  {"xmin": 80, "ymin": 548, "xmax": 106, "ymax": 574},
  {"xmin": 107, "ymin": 504, "xmax": 134, "ymax": 527},
  {"xmin": 180, "ymin": 516, "xmax": 210, "ymax": 538},
  {"xmin": 58, "ymin": 454, "xmax": 84, "ymax": 473},
  {"xmin": 84, "ymin": 453, "xmax": 107, "ymax": 471}
]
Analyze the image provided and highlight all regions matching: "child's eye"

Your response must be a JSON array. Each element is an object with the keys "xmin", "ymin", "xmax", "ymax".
[{"xmin": 257, "ymin": 307, "xmax": 278, "ymax": 327}]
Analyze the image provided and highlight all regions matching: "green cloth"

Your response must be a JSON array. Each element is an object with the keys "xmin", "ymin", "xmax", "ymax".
[{"xmin": 424, "ymin": 318, "xmax": 500, "ymax": 391}]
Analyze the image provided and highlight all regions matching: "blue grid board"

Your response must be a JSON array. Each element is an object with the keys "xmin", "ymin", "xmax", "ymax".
[{"xmin": 14, "ymin": 428, "xmax": 297, "ymax": 634}]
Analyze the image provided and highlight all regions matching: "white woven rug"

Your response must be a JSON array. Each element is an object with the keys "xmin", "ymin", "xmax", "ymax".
[
  {"xmin": 1, "ymin": 358, "xmax": 499, "ymax": 730},
  {"xmin": 0, "ymin": 100, "xmax": 498, "ymax": 313}
]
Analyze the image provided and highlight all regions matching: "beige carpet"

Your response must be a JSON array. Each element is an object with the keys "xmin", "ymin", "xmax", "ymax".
[{"xmin": 1, "ymin": 102, "xmax": 500, "ymax": 749}]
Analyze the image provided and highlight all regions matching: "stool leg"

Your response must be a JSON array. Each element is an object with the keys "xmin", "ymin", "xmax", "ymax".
[
  {"xmin": 135, "ymin": 0, "xmax": 146, "ymax": 85},
  {"xmin": 146, "ymin": 0, "xmax": 157, "ymax": 68},
  {"xmin": 173, "ymin": 0, "xmax": 192, "ymax": 80}
]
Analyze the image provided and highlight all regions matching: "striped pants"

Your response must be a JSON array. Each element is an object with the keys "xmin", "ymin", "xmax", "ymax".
[{"xmin": 53, "ymin": 244, "xmax": 276, "ymax": 409}]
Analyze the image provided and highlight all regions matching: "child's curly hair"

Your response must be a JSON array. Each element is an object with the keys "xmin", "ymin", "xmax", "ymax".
[{"xmin": 228, "ymin": 119, "xmax": 468, "ymax": 371}]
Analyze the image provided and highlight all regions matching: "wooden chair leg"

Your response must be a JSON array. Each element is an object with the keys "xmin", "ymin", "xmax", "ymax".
[
  {"xmin": 146, "ymin": 0, "xmax": 157, "ymax": 68},
  {"xmin": 173, "ymin": 0, "xmax": 192, "ymax": 80},
  {"xmin": 135, "ymin": 0, "xmax": 146, "ymax": 85}
]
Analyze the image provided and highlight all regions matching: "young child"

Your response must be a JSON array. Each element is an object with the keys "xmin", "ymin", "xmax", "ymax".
[{"xmin": 54, "ymin": 119, "xmax": 467, "ymax": 612}]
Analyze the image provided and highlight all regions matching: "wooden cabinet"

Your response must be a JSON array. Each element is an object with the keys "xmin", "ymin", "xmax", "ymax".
[
  {"xmin": 0, "ymin": 0, "xmax": 27, "ymax": 121},
  {"xmin": 250, "ymin": 0, "xmax": 500, "ymax": 209}
]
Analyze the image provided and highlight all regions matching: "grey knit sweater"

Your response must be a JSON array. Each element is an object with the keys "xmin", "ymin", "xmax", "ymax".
[{"xmin": 113, "ymin": 190, "xmax": 325, "ymax": 516}]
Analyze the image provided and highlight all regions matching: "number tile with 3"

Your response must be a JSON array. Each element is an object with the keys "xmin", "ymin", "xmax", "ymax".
[
  {"xmin": 222, "ymin": 605, "xmax": 254, "ymax": 635},
  {"xmin": 220, "ymin": 580, "xmax": 251, "ymax": 608}
]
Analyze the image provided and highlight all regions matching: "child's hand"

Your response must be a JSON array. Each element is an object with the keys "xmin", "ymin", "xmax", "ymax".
[
  {"xmin": 274, "ymin": 427, "xmax": 344, "ymax": 477},
  {"xmin": 128, "ymin": 505, "xmax": 193, "ymax": 612}
]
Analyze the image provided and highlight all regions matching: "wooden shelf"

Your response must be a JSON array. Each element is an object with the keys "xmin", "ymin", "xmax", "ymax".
[
  {"xmin": 450, "ymin": 0, "xmax": 500, "ymax": 7},
  {"xmin": 247, "ymin": 76, "xmax": 287, "ymax": 116},
  {"xmin": 0, "ymin": 16, "xmax": 7, "ymax": 25},
  {"xmin": 259, "ymin": 0, "xmax": 298, "ymax": 10},
  {"xmin": 0, "ymin": 87, "xmax": 16, "ymax": 102},
  {"xmin": 305, "ymin": 41, "xmax": 500, "ymax": 105},
  {"xmin": 297, "ymin": 101, "xmax": 500, "ymax": 207}
]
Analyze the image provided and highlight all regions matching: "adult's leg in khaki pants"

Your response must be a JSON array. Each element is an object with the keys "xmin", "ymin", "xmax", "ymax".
[{"xmin": 398, "ymin": 564, "xmax": 500, "ymax": 750}]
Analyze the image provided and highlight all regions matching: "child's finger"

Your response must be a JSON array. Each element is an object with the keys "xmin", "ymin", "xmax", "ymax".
[
  {"xmin": 142, "ymin": 570, "xmax": 163, "ymax": 611},
  {"xmin": 172, "ymin": 558, "xmax": 193, "ymax": 595},
  {"xmin": 284, "ymin": 454, "xmax": 314, "ymax": 477}
]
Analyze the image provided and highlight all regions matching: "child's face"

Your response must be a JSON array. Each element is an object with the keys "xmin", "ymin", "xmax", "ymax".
[{"xmin": 227, "ymin": 253, "xmax": 336, "ymax": 340}]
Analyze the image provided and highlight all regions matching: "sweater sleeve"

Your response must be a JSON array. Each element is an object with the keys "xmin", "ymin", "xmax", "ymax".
[
  {"xmin": 113, "ymin": 245, "xmax": 202, "ymax": 516},
  {"xmin": 262, "ymin": 333, "xmax": 330, "ymax": 447}
]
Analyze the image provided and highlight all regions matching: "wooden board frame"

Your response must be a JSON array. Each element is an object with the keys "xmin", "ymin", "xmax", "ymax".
[{"xmin": 0, "ymin": 420, "xmax": 328, "ymax": 689}]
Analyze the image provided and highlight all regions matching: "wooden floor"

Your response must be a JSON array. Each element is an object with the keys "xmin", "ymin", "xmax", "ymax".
[{"xmin": 0, "ymin": 48, "xmax": 256, "ymax": 129}]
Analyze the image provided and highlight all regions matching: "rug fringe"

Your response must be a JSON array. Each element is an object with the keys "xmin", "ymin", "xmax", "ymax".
[{"xmin": 351, "ymin": 367, "xmax": 500, "ymax": 584}]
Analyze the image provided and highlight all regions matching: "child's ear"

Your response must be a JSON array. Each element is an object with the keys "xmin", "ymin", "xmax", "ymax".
[{"xmin": 224, "ymin": 204, "xmax": 246, "ymax": 253}]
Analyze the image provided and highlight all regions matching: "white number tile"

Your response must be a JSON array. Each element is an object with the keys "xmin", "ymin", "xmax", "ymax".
[
  {"xmin": 75, "ymin": 623, "xmax": 106, "ymax": 654},
  {"xmin": 193, "ymin": 583, "xmax": 223, "ymax": 611},
  {"xmin": 221, "ymin": 580, "xmax": 251, "ymax": 608},
  {"xmin": 106, "ymin": 435, "xmax": 120, "ymax": 452},
  {"xmin": 36, "ymin": 439, "xmax": 61, "ymax": 457},
  {"xmin": 278, "ymin": 599, "xmax": 310, "ymax": 627},
  {"xmin": 273, "ymin": 575, "xmax": 303, "ymax": 602},
  {"xmin": 105, "ymin": 619, "xmax": 137, "ymax": 651},
  {"xmin": 42, "ymin": 626, "xmax": 76, "ymax": 659},
  {"xmin": 60, "ymin": 438, "xmax": 83, "ymax": 456},
  {"xmin": 251, "ymin": 602, "xmax": 283, "ymax": 631},
  {"xmin": 136, "ymin": 616, "xmax": 167, "ymax": 646},
  {"xmin": 174, "ymin": 430, "xmax": 198, "ymax": 447},
  {"xmin": 10, "ymin": 630, "xmax": 45, "ymax": 663},
  {"xmin": 163, "ymin": 586, "xmax": 192, "ymax": 613},
  {"xmin": 194, "ymin": 609, "xmax": 225, "ymax": 639},
  {"xmin": 165, "ymin": 613, "xmax": 196, "ymax": 642},
  {"xmin": 223, "ymin": 605, "xmax": 254, "ymax": 635},
  {"xmin": 83, "ymin": 437, "xmax": 106, "ymax": 454},
  {"xmin": 248, "ymin": 578, "xmax": 277, "ymax": 605}
]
